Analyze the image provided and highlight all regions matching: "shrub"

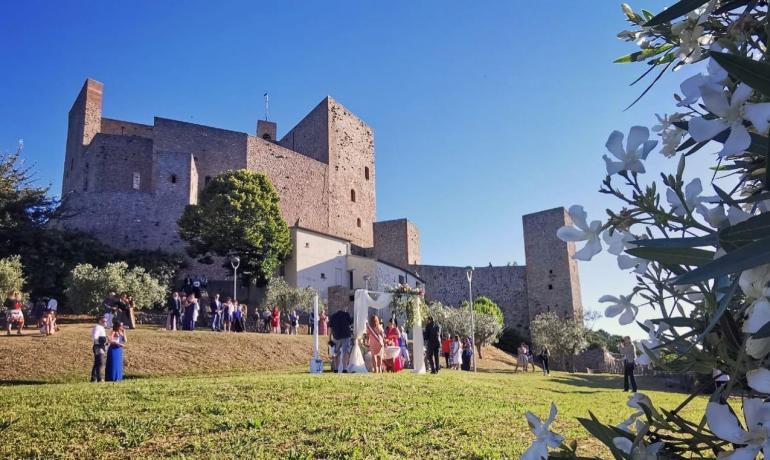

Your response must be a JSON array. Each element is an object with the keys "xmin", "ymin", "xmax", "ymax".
[
  {"xmin": 0, "ymin": 255, "xmax": 24, "ymax": 298},
  {"xmin": 65, "ymin": 262, "xmax": 167, "ymax": 314}
]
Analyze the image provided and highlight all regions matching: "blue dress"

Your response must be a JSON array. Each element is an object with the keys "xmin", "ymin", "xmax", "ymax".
[{"xmin": 105, "ymin": 335, "xmax": 125, "ymax": 381}]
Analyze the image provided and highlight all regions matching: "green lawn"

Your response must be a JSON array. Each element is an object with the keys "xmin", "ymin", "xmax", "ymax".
[{"xmin": 0, "ymin": 370, "xmax": 706, "ymax": 459}]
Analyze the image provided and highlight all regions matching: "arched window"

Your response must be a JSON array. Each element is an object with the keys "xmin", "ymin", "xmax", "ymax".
[
  {"xmin": 170, "ymin": 174, "xmax": 177, "ymax": 184},
  {"xmin": 356, "ymin": 218, "xmax": 362, "ymax": 228},
  {"xmin": 364, "ymin": 166, "xmax": 370, "ymax": 180},
  {"xmin": 350, "ymin": 189, "xmax": 356, "ymax": 202}
]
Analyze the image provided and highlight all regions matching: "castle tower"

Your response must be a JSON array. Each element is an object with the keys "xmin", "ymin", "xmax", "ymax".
[
  {"xmin": 374, "ymin": 218, "xmax": 421, "ymax": 269},
  {"xmin": 278, "ymin": 97, "xmax": 376, "ymax": 248},
  {"xmin": 63, "ymin": 79, "xmax": 103, "ymax": 195},
  {"xmin": 523, "ymin": 207, "xmax": 583, "ymax": 322}
]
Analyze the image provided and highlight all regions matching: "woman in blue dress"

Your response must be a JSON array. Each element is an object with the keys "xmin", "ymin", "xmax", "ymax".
[
  {"xmin": 105, "ymin": 322, "xmax": 127, "ymax": 381},
  {"xmin": 181, "ymin": 295, "xmax": 194, "ymax": 331}
]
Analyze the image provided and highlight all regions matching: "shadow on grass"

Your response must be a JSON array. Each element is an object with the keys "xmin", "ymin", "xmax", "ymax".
[
  {"xmin": 549, "ymin": 374, "xmax": 688, "ymax": 394},
  {"xmin": 0, "ymin": 380, "xmax": 48, "ymax": 386}
]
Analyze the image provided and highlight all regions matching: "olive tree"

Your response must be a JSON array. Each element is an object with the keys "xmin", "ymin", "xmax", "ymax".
[{"xmin": 65, "ymin": 262, "xmax": 167, "ymax": 314}]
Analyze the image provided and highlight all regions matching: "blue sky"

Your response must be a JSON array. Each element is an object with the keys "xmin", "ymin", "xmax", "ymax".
[{"xmin": 1, "ymin": 1, "xmax": 713, "ymax": 337}]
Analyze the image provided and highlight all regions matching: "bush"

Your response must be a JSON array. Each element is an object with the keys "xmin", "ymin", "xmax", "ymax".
[
  {"xmin": 0, "ymin": 255, "xmax": 24, "ymax": 298},
  {"xmin": 65, "ymin": 262, "xmax": 168, "ymax": 314},
  {"xmin": 461, "ymin": 295, "xmax": 504, "ymax": 327}
]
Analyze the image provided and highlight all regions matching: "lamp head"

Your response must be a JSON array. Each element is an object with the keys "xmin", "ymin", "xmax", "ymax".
[
  {"xmin": 465, "ymin": 266, "xmax": 474, "ymax": 282},
  {"xmin": 230, "ymin": 255, "xmax": 241, "ymax": 269}
]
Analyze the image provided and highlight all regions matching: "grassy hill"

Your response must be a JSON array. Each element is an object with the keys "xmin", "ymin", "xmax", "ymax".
[
  {"xmin": 0, "ymin": 325, "xmax": 707, "ymax": 459},
  {"xmin": 0, "ymin": 324, "xmax": 519, "ymax": 384}
]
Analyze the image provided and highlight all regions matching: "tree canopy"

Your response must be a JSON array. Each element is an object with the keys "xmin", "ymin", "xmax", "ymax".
[
  {"xmin": 461, "ymin": 295, "xmax": 504, "ymax": 327},
  {"xmin": 178, "ymin": 170, "xmax": 291, "ymax": 285}
]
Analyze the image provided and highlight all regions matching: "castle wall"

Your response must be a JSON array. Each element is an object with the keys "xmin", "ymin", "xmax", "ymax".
[
  {"xmin": 84, "ymin": 134, "xmax": 153, "ymax": 193},
  {"xmin": 246, "ymin": 136, "xmax": 329, "ymax": 232},
  {"xmin": 327, "ymin": 98, "xmax": 375, "ymax": 248},
  {"xmin": 101, "ymin": 118, "xmax": 153, "ymax": 139},
  {"xmin": 152, "ymin": 117, "xmax": 248, "ymax": 193},
  {"xmin": 278, "ymin": 99, "xmax": 329, "ymax": 164},
  {"xmin": 523, "ymin": 208, "xmax": 583, "ymax": 322},
  {"xmin": 413, "ymin": 264, "xmax": 530, "ymax": 334}
]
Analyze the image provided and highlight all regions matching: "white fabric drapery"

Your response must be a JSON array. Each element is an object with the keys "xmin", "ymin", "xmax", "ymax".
[{"xmin": 348, "ymin": 289, "xmax": 425, "ymax": 374}]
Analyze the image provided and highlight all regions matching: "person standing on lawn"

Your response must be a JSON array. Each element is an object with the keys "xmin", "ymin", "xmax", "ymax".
[
  {"xmin": 619, "ymin": 336, "xmax": 638, "ymax": 392},
  {"xmin": 423, "ymin": 316, "xmax": 442, "ymax": 374},
  {"xmin": 90, "ymin": 316, "xmax": 108, "ymax": 382},
  {"xmin": 461, "ymin": 336, "xmax": 473, "ymax": 371},
  {"xmin": 329, "ymin": 308, "xmax": 353, "ymax": 373},
  {"xmin": 441, "ymin": 334, "xmax": 452, "ymax": 369},
  {"xmin": 209, "ymin": 293, "xmax": 222, "ymax": 332},
  {"xmin": 105, "ymin": 322, "xmax": 127, "ymax": 382},
  {"xmin": 539, "ymin": 346, "xmax": 550, "ymax": 375},
  {"xmin": 318, "ymin": 309, "xmax": 329, "ymax": 337},
  {"xmin": 168, "ymin": 292, "xmax": 182, "ymax": 331}
]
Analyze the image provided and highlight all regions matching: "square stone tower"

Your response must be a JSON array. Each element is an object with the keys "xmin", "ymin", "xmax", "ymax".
[{"xmin": 523, "ymin": 207, "xmax": 583, "ymax": 322}]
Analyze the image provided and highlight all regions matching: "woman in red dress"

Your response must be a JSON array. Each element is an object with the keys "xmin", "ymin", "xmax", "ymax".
[
  {"xmin": 383, "ymin": 318, "xmax": 403, "ymax": 372},
  {"xmin": 271, "ymin": 306, "xmax": 281, "ymax": 334}
]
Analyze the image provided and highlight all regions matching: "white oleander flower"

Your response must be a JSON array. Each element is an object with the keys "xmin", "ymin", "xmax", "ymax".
[
  {"xmin": 746, "ymin": 335, "xmax": 770, "ymax": 359},
  {"xmin": 521, "ymin": 402, "xmax": 564, "ymax": 460},
  {"xmin": 636, "ymin": 320, "xmax": 669, "ymax": 366},
  {"xmin": 666, "ymin": 178, "xmax": 713, "ymax": 217},
  {"xmin": 603, "ymin": 127, "xmax": 657, "ymax": 175},
  {"xmin": 698, "ymin": 204, "xmax": 752, "ymax": 229},
  {"xmin": 600, "ymin": 294, "xmax": 638, "ymax": 325},
  {"xmin": 671, "ymin": 2, "xmax": 717, "ymax": 63},
  {"xmin": 739, "ymin": 265, "xmax": 770, "ymax": 300},
  {"xmin": 628, "ymin": 392, "xmax": 653, "ymax": 411},
  {"xmin": 706, "ymin": 399, "xmax": 770, "ymax": 459},
  {"xmin": 743, "ymin": 297, "xmax": 770, "ymax": 334},
  {"xmin": 557, "ymin": 205, "xmax": 603, "ymax": 261},
  {"xmin": 602, "ymin": 231, "xmax": 649, "ymax": 274},
  {"xmin": 747, "ymin": 368, "xmax": 770, "ymax": 394},
  {"xmin": 689, "ymin": 84, "xmax": 770, "ymax": 157},
  {"xmin": 677, "ymin": 58, "xmax": 728, "ymax": 107},
  {"xmin": 612, "ymin": 437, "xmax": 663, "ymax": 460},
  {"xmin": 616, "ymin": 411, "xmax": 644, "ymax": 433}
]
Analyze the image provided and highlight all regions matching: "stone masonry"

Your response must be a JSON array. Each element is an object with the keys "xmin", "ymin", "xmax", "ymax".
[{"xmin": 58, "ymin": 79, "xmax": 582, "ymax": 335}]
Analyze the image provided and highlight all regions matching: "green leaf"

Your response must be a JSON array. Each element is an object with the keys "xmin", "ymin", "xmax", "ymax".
[
  {"xmin": 630, "ymin": 235, "xmax": 716, "ymax": 248},
  {"xmin": 713, "ymin": 185, "xmax": 738, "ymax": 207},
  {"xmin": 614, "ymin": 44, "xmax": 674, "ymax": 63},
  {"xmin": 719, "ymin": 213, "xmax": 770, "ymax": 246},
  {"xmin": 710, "ymin": 52, "xmax": 770, "ymax": 98},
  {"xmin": 674, "ymin": 237, "xmax": 770, "ymax": 284},
  {"xmin": 626, "ymin": 247, "xmax": 714, "ymax": 266},
  {"xmin": 644, "ymin": 0, "xmax": 710, "ymax": 26}
]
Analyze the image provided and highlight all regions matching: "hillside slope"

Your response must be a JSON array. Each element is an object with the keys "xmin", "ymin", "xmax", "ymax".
[{"xmin": 0, "ymin": 324, "xmax": 517, "ymax": 383}]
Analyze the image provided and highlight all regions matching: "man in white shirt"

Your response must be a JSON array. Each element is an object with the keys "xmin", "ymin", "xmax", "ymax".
[{"xmin": 90, "ymin": 316, "xmax": 108, "ymax": 382}]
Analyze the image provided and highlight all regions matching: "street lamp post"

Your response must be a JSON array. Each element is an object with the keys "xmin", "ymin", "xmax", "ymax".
[
  {"xmin": 465, "ymin": 266, "xmax": 476, "ymax": 372},
  {"xmin": 230, "ymin": 255, "xmax": 240, "ymax": 301}
]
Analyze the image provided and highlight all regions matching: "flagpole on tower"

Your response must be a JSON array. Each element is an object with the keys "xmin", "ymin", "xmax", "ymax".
[{"xmin": 263, "ymin": 92, "xmax": 270, "ymax": 121}]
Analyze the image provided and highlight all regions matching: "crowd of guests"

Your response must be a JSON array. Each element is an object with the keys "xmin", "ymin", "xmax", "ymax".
[
  {"xmin": 4, "ymin": 291, "xmax": 59, "ymax": 336},
  {"xmin": 513, "ymin": 342, "xmax": 551, "ymax": 375},
  {"xmin": 424, "ymin": 316, "xmax": 473, "ymax": 373}
]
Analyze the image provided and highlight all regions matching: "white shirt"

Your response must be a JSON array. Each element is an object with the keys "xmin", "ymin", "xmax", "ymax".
[{"xmin": 91, "ymin": 324, "xmax": 107, "ymax": 344}]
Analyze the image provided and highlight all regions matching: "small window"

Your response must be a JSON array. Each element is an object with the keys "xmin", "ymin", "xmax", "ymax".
[
  {"xmin": 350, "ymin": 189, "xmax": 356, "ymax": 202},
  {"xmin": 262, "ymin": 133, "xmax": 271, "ymax": 140},
  {"xmin": 364, "ymin": 166, "xmax": 370, "ymax": 180},
  {"xmin": 205, "ymin": 176, "xmax": 211, "ymax": 185},
  {"xmin": 170, "ymin": 174, "xmax": 177, "ymax": 184},
  {"xmin": 548, "ymin": 284, "xmax": 553, "ymax": 290},
  {"xmin": 320, "ymin": 273, "xmax": 326, "ymax": 280},
  {"xmin": 548, "ymin": 269, "xmax": 553, "ymax": 274},
  {"xmin": 398, "ymin": 275, "xmax": 405, "ymax": 284},
  {"xmin": 132, "ymin": 172, "xmax": 141, "ymax": 190},
  {"xmin": 348, "ymin": 271, "xmax": 354, "ymax": 289},
  {"xmin": 356, "ymin": 218, "xmax": 361, "ymax": 228}
]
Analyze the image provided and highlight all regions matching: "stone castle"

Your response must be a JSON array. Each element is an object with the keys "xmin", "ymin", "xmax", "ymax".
[{"xmin": 60, "ymin": 79, "xmax": 582, "ymax": 335}]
